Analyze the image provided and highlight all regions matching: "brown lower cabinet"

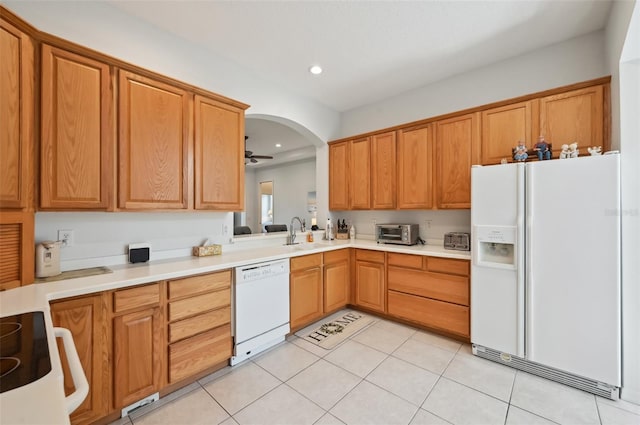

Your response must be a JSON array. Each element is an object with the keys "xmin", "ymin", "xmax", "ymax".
[
  {"xmin": 290, "ymin": 253, "xmax": 324, "ymax": 330},
  {"xmin": 49, "ymin": 270, "xmax": 232, "ymax": 424},
  {"xmin": 50, "ymin": 294, "xmax": 109, "ymax": 425},
  {"xmin": 353, "ymin": 249, "xmax": 386, "ymax": 313}
]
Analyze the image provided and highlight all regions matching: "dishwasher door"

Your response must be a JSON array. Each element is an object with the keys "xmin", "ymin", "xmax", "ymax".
[{"xmin": 233, "ymin": 259, "xmax": 290, "ymax": 364}]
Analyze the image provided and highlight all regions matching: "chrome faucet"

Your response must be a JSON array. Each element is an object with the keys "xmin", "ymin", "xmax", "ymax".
[{"xmin": 289, "ymin": 216, "xmax": 305, "ymax": 244}]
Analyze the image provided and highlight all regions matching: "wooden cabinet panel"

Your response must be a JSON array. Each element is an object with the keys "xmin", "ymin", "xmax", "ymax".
[
  {"xmin": 0, "ymin": 19, "xmax": 33, "ymax": 209},
  {"xmin": 113, "ymin": 283, "xmax": 160, "ymax": 313},
  {"xmin": 51, "ymin": 295, "xmax": 108, "ymax": 425},
  {"xmin": 40, "ymin": 45, "xmax": 115, "ymax": 210},
  {"xmin": 388, "ymin": 291, "xmax": 469, "ymax": 338},
  {"xmin": 371, "ymin": 131, "xmax": 396, "ymax": 209},
  {"xmin": 355, "ymin": 260, "xmax": 385, "ymax": 313},
  {"xmin": 349, "ymin": 137, "xmax": 371, "ymax": 209},
  {"xmin": 323, "ymin": 248, "xmax": 349, "ymax": 264},
  {"xmin": 436, "ymin": 113, "xmax": 480, "ymax": 209},
  {"xmin": 329, "ymin": 141, "xmax": 349, "ymax": 210},
  {"xmin": 397, "ymin": 126, "xmax": 434, "ymax": 209},
  {"xmin": 290, "ymin": 253, "xmax": 322, "ymax": 271},
  {"xmin": 168, "ymin": 290, "xmax": 230, "ymax": 322},
  {"xmin": 387, "ymin": 252, "xmax": 424, "ymax": 270},
  {"xmin": 481, "ymin": 101, "xmax": 535, "ymax": 165},
  {"xmin": 355, "ymin": 249, "xmax": 385, "ymax": 263},
  {"xmin": 0, "ymin": 211, "xmax": 34, "ymax": 289},
  {"xmin": 168, "ymin": 324, "xmax": 232, "ymax": 383},
  {"xmin": 194, "ymin": 95, "xmax": 244, "ymax": 210},
  {"xmin": 324, "ymin": 260, "xmax": 349, "ymax": 313},
  {"xmin": 290, "ymin": 265, "xmax": 323, "ymax": 329},
  {"xmin": 540, "ymin": 85, "xmax": 604, "ymax": 153},
  {"xmin": 168, "ymin": 270, "xmax": 231, "ymax": 300},
  {"xmin": 168, "ymin": 306, "xmax": 230, "ymax": 343},
  {"xmin": 427, "ymin": 257, "xmax": 469, "ymax": 277},
  {"xmin": 113, "ymin": 307, "xmax": 163, "ymax": 408},
  {"xmin": 388, "ymin": 267, "xmax": 469, "ymax": 306},
  {"xmin": 118, "ymin": 70, "xmax": 192, "ymax": 209}
]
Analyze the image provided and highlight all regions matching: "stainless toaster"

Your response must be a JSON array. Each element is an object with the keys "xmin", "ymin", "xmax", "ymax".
[{"xmin": 444, "ymin": 232, "xmax": 471, "ymax": 251}]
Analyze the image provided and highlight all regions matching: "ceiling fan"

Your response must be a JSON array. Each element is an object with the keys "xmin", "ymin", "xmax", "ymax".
[{"xmin": 244, "ymin": 136, "xmax": 273, "ymax": 163}]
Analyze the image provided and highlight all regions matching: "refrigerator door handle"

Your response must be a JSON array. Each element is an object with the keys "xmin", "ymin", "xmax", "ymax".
[
  {"xmin": 525, "ymin": 165, "xmax": 534, "ymax": 359},
  {"xmin": 516, "ymin": 164, "xmax": 526, "ymax": 357}
]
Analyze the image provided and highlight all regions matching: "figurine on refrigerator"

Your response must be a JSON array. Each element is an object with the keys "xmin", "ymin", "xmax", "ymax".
[
  {"xmin": 513, "ymin": 141, "xmax": 528, "ymax": 162},
  {"xmin": 588, "ymin": 146, "xmax": 603, "ymax": 155},
  {"xmin": 534, "ymin": 136, "xmax": 552, "ymax": 160},
  {"xmin": 569, "ymin": 142, "xmax": 579, "ymax": 158}
]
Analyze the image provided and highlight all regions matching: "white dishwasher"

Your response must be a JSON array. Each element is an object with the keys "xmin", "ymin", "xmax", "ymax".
[{"xmin": 231, "ymin": 259, "xmax": 290, "ymax": 365}]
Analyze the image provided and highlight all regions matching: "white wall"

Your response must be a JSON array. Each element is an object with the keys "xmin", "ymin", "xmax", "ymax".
[
  {"xmin": 35, "ymin": 211, "xmax": 232, "ymax": 271},
  {"xmin": 340, "ymin": 31, "xmax": 607, "ymax": 138},
  {"xmin": 609, "ymin": 0, "xmax": 640, "ymax": 406},
  {"xmin": 250, "ymin": 159, "xmax": 316, "ymax": 233}
]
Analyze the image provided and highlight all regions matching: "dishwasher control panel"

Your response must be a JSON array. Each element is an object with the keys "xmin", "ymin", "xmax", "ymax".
[{"xmin": 236, "ymin": 259, "xmax": 289, "ymax": 283}]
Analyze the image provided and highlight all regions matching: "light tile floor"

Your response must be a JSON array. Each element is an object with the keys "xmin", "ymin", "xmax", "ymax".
[{"xmin": 112, "ymin": 315, "xmax": 640, "ymax": 425}]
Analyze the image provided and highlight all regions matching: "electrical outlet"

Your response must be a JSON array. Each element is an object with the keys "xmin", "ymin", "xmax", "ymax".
[
  {"xmin": 424, "ymin": 219, "xmax": 432, "ymax": 229},
  {"xmin": 57, "ymin": 229, "xmax": 74, "ymax": 247},
  {"xmin": 371, "ymin": 218, "xmax": 377, "ymax": 231}
]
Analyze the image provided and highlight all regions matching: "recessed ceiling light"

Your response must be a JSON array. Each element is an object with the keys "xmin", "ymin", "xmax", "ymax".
[
  {"xmin": 275, "ymin": 143, "xmax": 282, "ymax": 148},
  {"xmin": 309, "ymin": 65, "xmax": 322, "ymax": 75}
]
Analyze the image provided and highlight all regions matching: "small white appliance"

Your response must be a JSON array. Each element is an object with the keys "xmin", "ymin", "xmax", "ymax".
[
  {"xmin": 231, "ymin": 259, "xmax": 290, "ymax": 365},
  {"xmin": 35, "ymin": 241, "xmax": 61, "ymax": 278},
  {"xmin": 471, "ymin": 153, "xmax": 621, "ymax": 399}
]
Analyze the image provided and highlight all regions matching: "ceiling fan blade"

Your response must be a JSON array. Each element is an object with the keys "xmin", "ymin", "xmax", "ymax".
[
  {"xmin": 251, "ymin": 155, "xmax": 273, "ymax": 159},
  {"xmin": 250, "ymin": 158, "xmax": 258, "ymax": 163}
]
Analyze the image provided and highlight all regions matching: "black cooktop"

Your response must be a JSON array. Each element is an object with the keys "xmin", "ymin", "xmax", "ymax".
[{"xmin": 0, "ymin": 312, "xmax": 52, "ymax": 393}]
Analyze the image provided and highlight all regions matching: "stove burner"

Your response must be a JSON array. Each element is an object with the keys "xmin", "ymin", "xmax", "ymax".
[{"xmin": 0, "ymin": 312, "xmax": 51, "ymax": 393}]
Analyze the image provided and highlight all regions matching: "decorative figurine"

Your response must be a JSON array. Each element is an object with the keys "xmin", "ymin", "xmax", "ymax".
[
  {"xmin": 533, "ymin": 136, "xmax": 551, "ymax": 160},
  {"xmin": 569, "ymin": 142, "xmax": 579, "ymax": 158},
  {"xmin": 500, "ymin": 158, "xmax": 508, "ymax": 164},
  {"xmin": 513, "ymin": 141, "xmax": 528, "ymax": 162},
  {"xmin": 588, "ymin": 146, "xmax": 602, "ymax": 156},
  {"xmin": 559, "ymin": 144, "xmax": 570, "ymax": 159}
]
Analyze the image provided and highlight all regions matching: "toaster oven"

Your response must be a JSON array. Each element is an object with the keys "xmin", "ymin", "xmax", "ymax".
[{"xmin": 376, "ymin": 224, "xmax": 419, "ymax": 245}]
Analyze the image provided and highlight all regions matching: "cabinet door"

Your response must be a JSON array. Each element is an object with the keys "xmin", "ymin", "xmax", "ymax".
[
  {"xmin": 329, "ymin": 141, "xmax": 350, "ymax": 210},
  {"xmin": 349, "ymin": 138, "xmax": 371, "ymax": 209},
  {"xmin": 371, "ymin": 131, "xmax": 396, "ymax": 209},
  {"xmin": 436, "ymin": 113, "xmax": 480, "ymax": 209},
  {"xmin": 0, "ymin": 19, "xmax": 34, "ymax": 209},
  {"xmin": 113, "ymin": 307, "xmax": 163, "ymax": 408},
  {"xmin": 324, "ymin": 260, "xmax": 349, "ymax": 313},
  {"xmin": 0, "ymin": 211, "xmax": 34, "ymax": 289},
  {"xmin": 539, "ymin": 85, "xmax": 604, "ymax": 152},
  {"xmin": 119, "ymin": 70, "xmax": 192, "ymax": 209},
  {"xmin": 481, "ymin": 101, "xmax": 536, "ymax": 165},
  {"xmin": 397, "ymin": 126, "xmax": 433, "ymax": 209},
  {"xmin": 355, "ymin": 260, "xmax": 385, "ymax": 313},
  {"xmin": 41, "ymin": 45, "xmax": 115, "ymax": 210},
  {"xmin": 194, "ymin": 95, "xmax": 244, "ymax": 210},
  {"xmin": 51, "ymin": 295, "xmax": 108, "ymax": 425},
  {"xmin": 290, "ymin": 267, "xmax": 323, "ymax": 329}
]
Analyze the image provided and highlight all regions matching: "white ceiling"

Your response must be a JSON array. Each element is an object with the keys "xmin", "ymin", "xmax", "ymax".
[{"xmin": 106, "ymin": 0, "xmax": 613, "ymax": 167}]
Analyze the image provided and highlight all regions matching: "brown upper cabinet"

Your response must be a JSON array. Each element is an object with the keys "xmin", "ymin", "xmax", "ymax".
[
  {"xmin": 539, "ymin": 85, "xmax": 604, "ymax": 152},
  {"xmin": 397, "ymin": 125, "xmax": 434, "ymax": 209},
  {"xmin": 118, "ymin": 70, "xmax": 193, "ymax": 210},
  {"xmin": 481, "ymin": 100, "xmax": 537, "ymax": 165},
  {"xmin": 194, "ymin": 95, "xmax": 244, "ymax": 210},
  {"xmin": 0, "ymin": 18, "xmax": 34, "ymax": 210},
  {"xmin": 349, "ymin": 137, "xmax": 372, "ymax": 209},
  {"xmin": 41, "ymin": 45, "xmax": 115, "ymax": 210},
  {"xmin": 435, "ymin": 112, "xmax": 480, "ymax": 209},
  {"xmin": 371, "ymin": 131, "xmax": 396, "ymax": 209},
  {"xmin": 328, "ymin": 141, "xmax": 350, "ymax": 210}
]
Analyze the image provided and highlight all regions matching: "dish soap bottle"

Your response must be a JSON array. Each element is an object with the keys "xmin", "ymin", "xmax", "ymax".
[{"xmin": 349, "ymin": 224, "xmax": 356, "ymax": 240}]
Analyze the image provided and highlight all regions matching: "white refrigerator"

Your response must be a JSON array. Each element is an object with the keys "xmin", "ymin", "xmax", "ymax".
[{"xmin": 470, "ymin": 153, "xmax": 621, "ymax": 399}]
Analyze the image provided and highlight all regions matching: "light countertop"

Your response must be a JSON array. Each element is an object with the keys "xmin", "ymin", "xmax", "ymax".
[{"xmin": 0, "ymin": 238, "xmax": 470, "ymax": 424}]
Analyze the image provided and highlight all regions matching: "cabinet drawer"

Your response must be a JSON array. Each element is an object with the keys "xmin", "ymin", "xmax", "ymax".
[
  {"xmin": 355, "ymin": 249, "xmax": 385, "ymax": 263},
  {"xmin": 427, "ymin": 257, "xmax": 469, "ymax": 276},
  {"xmin": 290, "ymin": 253, "xmax": 322, "ymax": 271},
  {"xmin": 168, "ymin": 290, "xmax": 230, "ymax": 322},
  {"xmin": 388, "ymin": 291, "xmax": 469, "ymax": 338},
  {"xmin": 113, "ymin": 283, "xmax": 160, "ymax": 313},
  {"xmin": 169, "ymin": 324, "xmax": 232, "ymax": 383},
  {"xmin": 387, "ymin": 253, "xmax": 424, "ymax": 269},
  {"xmin": 388, "ymin": 267, "xmax": 469, "ymax": 306},
  {"xmin": 168, "ymin": 306, "xmax": 231, "ymax": 343},
  {"xmin": 323, "ymin": 249, "xmax": 349, "ymax": 265},
  {"xmin": 168, "ymin": 270, "xmax": 231, "ymax": 300}
]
